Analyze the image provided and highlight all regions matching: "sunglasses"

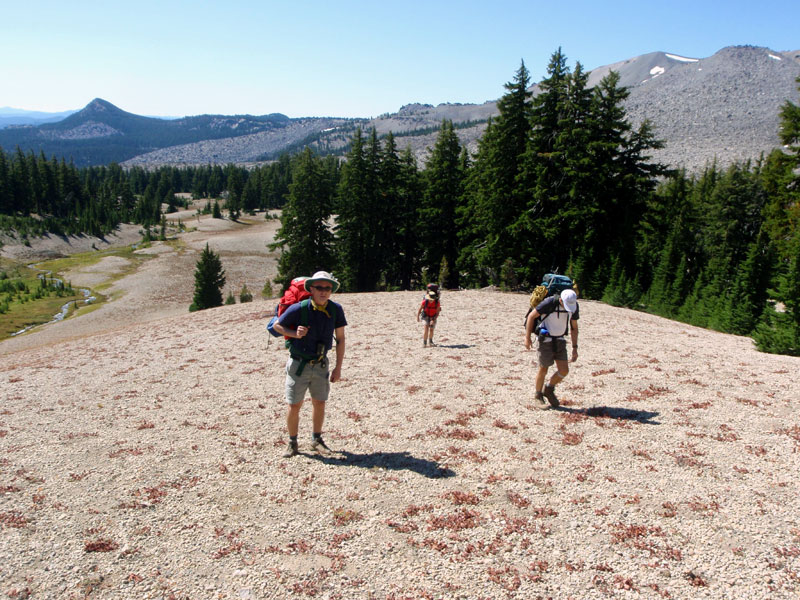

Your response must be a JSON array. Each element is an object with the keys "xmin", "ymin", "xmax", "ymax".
[{"xmin": 311, "ymin": 285, "xmax": 333, "ymax": 292}]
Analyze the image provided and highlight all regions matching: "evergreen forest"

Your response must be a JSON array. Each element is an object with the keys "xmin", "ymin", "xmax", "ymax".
[{"xmin": 1, "ymin": 49, "xmax": 798, "ymax": 355}]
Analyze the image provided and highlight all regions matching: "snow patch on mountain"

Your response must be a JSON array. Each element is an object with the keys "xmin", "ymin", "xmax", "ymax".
[{"xmin": 665, "ymin": 53, "xmax": 699, "ymax": 63}]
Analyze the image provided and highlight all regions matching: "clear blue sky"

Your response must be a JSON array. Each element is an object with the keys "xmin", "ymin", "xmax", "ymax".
[{"xmin": 2, "ymin": 0, "xmax": 797, "ymax": 118}]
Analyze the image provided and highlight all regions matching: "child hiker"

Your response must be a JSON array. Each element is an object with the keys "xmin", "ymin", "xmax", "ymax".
[{"xmin": 416, "ymin": 283, "xmax": 441, "ymax": 347}]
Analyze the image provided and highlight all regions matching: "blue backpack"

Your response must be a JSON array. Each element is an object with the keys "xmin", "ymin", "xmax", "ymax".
[
  {"xmin": 523, "ymin": 274, "xmax": 574, "ymax": 331},
  {"xmin": 541, "ymin": 273, "xmax": 573, "ymax": 297}
]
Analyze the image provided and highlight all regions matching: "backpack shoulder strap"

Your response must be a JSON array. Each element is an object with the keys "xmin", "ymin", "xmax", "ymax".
[{"xmin": 299, "ymin": 298, "xmax": 311, "ymax": 327}]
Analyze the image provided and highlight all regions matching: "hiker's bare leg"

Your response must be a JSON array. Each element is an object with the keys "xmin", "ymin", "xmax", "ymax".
[
  {"xmin": 549, "ymin": 359, "xmax": 569, "ymax": 387},
  {"xmin": 423, "ymin": 322, "xmax": 431, "ymax": 342},
  {"xmin": 311, "ymin": 398, "xmax": 326, "ymax": 435},
  {"xmin": 287, "ymin": 401, "xmax": 303, "ymax": 437},
  {"xmin": 535, "ymin": 366, "xmax": 549, "ymax": 393}
]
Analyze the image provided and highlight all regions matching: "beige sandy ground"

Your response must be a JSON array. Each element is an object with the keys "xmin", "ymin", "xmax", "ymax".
[{"xmin": 1, "ymin": 220, "xmax": 799, "ymax": 599}]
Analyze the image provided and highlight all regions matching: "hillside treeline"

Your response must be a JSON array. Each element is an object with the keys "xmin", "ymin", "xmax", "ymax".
[
  {"xmin": 0, "ymin": 154, "xmax": 294, "ymax": 238},
  {"xmin": 272, "ymin": 51, "xmax": 800, "ymax": 355},
  {"xmin": 0, "ymin": 50, "xmax": 797, "ymax": 354}
]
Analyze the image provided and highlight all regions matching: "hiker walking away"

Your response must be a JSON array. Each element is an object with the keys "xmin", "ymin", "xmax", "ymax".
[
  {"xmin": 524, "ymin": 289, "xmax": 579, "ymax": 408},
  {"xmin": 272, "ymin": 271, "xmax": 347, "ymax": 457},
  {"xmin": 416, "ymin": 283, "xmax": 441, "ymax": 347}
]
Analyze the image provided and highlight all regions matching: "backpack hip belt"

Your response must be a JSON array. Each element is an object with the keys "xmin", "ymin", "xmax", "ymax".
[{"xmin": 290, "ymin": 342, "xmax": 328, "ymax": 376}]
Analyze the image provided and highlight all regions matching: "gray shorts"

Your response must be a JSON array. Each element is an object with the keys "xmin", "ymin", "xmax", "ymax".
[
  {"xmin": 421, "ymin": 314, "xmax": 437, "ymax": 325},
  {"xmin": 285, "ymin": 356, "xmax": 330, "ymax": 405},
  {"xmin": 537, "ymin": 338, "xmax": 567, "ymax": 367}
]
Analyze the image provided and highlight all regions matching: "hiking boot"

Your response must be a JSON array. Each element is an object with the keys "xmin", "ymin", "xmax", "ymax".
[
  {"xmin": 543, "ymin": 384, "xmax": 559, "ymax": 408},
  {"xmin": 429, "ymin": 340, "xmax": 436, "ymax": 347},
  {"xmin": 311, "ymin": 436, "xmax": 330, "ymax": 452},
  {"xmin": 535, "ymin": 391, "xmax": 549, "ymax": 409},
  {"xmin": 423, "ymin": 340, "xmax": 428, "ymax": 347},
  {"xmin": 283, "ymin": 441, "xmax": 299, "ymax": 458}
]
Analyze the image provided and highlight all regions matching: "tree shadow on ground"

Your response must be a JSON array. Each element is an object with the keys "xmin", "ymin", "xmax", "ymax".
[
  {"xmin": 307, "ymin": 450, "xmax": 456, "ymax": 478},
  {"xmin": 558, "ymin": 405, "xmax": 661, "ymax": 425}
]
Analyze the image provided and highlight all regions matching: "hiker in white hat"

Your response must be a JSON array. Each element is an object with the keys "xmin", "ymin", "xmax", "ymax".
[
  {"xmin": 272, "ymin": 271, "xmax": 347, "ymax": 457},
  {"xmin": 524, "ymin": 288, "xmax": 580, "ymax": 408}
]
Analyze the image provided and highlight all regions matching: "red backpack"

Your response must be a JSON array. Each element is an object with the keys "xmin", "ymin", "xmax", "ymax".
[
  {"xmin": 422, "ymin": 297, "xmax": 440, "ymax": 317},
  {"xmin": 267, "ymin": 277, "xmax": 311, "ymax": 338},
  {"xmin": 277, "ymin": 277, "xmax": 311, "ymax": 316}
]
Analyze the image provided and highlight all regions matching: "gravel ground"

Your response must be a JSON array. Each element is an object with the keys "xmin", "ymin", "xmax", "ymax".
[{"xmin": 1, "ymin": 279, "xmax": 799, "ymax": 598}]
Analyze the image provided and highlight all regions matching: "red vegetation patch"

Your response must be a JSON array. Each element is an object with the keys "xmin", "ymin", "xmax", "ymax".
[
  {"xmin": 427, "ymin": 508, "xmax": 483, "ymax": 531},
  {"xmin": 625, "ymin": 384, "xmax": 671, "ymax": 402},
  {"xmin": 0, "ymin": 511, "xmax": 29, "ymax": 528},
  {"xmin": 442, "ymin": 490, "xmax": 480, "ymax": 505},
  {"xmin": 84, "ymin": 538, "xmax": 119, "ymax": 552}
]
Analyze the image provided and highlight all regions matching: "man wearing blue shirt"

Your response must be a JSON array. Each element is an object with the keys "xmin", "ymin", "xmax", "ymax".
[{"xmin": 273, "ymin": 271, "xmax": 347, "ymax": 457}]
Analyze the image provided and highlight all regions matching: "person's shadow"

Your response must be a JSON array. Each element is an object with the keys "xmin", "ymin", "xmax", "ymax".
[
  {"xmin": 558, "ymin": 405, "xmax": 661, "ymax": 425},
  {"xmin": 307, "ymin": 450, "xmax": 456, "ymax": 478},
  {"xmin": 433, "ymin": 343, "xmax": 473, "ymax": 349}
]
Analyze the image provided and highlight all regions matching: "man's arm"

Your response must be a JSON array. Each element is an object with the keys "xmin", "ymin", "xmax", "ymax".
[
  {"xmin": 330, "ymin": 327, "xmax": 345, "ymax": 382},
  {"xmin": 570, "ymin": 319, "xmax": 579, "ymax": 362},
  {"xmin": 524, "ymin": 309, "xmax": 539, "ymax": 350},
  {"xmin": 272, "ymin": 320, "xmax": 308, "ymax": 339}
]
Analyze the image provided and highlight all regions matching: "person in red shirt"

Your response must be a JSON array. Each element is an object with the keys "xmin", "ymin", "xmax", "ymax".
[{"xmin": 416, "ymin": 284, "xmax": 442, "ymax": 347}]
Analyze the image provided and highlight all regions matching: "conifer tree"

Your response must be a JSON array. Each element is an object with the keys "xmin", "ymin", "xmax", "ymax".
[
  {"xmin": 0, "ymin": 151, "xmax": 10, "ymax": 214},
  {"xmin": 420, "ymin": 120, "xmax": 464, "ymax": 288},
  {"xmin": 270, "ymin": 148, "xmax": 335, "ymax": 289},
  {"xmin": 395, "ymin": 147, "xmax": 423, "ymax": 289},
  {"xmin": 377, "ymin": 133, "xmax": 420, "ymax": 289},
  {"xmin": 335, "ymin": 128, "xmax": 379, "ymax": 291},
  {"xmin": 459, "ymin": 61, "xmax": 532, "ymax": 286},
  {"xmin": 190, "ymin": 243, "xmax": 226, "ymax": 311},
  {"xmin": 518, "ymin": 49, "xmax": 572, "ymax": 284},
  {"xmin": 225, "ymin": 167, "xmax": 243, "ymax": 220}
]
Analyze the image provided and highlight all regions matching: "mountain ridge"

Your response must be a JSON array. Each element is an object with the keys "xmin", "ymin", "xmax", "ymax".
[{"xmin": 1, "ymin": 45, "xmax": 798, "ymax": 171}]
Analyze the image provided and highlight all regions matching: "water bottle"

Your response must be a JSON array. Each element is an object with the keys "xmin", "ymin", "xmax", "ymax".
[{"xmin": 538, "ymin": 326, "xmax": 548, "ymax": 343}]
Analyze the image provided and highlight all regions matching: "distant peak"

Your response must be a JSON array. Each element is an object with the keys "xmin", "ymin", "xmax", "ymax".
[{"xmin": 85, "ymin": 98, "xmax": 117, "ymax": 111}]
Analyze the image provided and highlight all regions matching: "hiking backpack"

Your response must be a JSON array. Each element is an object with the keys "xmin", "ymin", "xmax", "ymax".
[
  {"xmin": 267, "ymin": 276, "xmax": 311, "ymax": 338},
  {"xmin": 422, "ymin": 282, "xmax": 440, "ymax": 317},
  {"xmin": 422, "ymin": 298, "xmax": 440, "ymax": 317},
  {"xmin": 523, "ymin": 273, "xmax": 575, "ymax": 332}
]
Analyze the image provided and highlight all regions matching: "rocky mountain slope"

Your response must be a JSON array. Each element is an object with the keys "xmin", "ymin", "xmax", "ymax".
[
  {"xmin": 0, "ymin": 99, "xmax": 323, "ymax": 167},
  {"xmin": 2, "ymin": 46, "xmax": 799, "ymax": 172},
  {"xmin": 123, "ymin": 46, "xmax": 800, "ymax": 172}
]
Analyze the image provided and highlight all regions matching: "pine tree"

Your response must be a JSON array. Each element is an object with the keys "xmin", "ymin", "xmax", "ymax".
[
  {"xmin": 377, "ymin": 133, "xmax": 420, "ymax": 289},
  {"xmin": 518, "ymin": 49, "xmax": 572, "ymax": 284},
  {"xmin": 270, "ymin": 148, "xmax": 335, "ymax": 289},
  {"xmin": 420, "ymin": 120, "xmax": 464, "ymax": 288},
  {"xmin": 225, "ymin": 167, "xmax": 243, "ymax": 220},
  {"xmin": 335, "ymin": 128, "xmax": 379, "ymax": 291},
  {"xmin": 239, "ymin": 283, "xmax": 253, "ymax": 303},
  {"xmin": 190, "ymin": 243, "xmax": 226, "ymax": 311},
  {"xmin": 459, "ymin": 61, "xmax": 533, "ymax": 286},
  {"xmin": 0, "ymin": 151, "xmax": 10, "ymax": 214}
]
